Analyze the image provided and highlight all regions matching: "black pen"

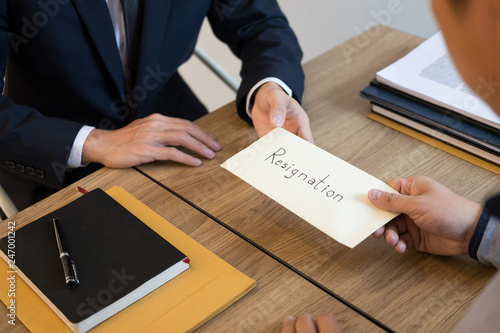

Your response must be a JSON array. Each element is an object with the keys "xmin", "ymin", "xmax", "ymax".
[{"xmin": 53, "ymin": 218, "xmax": 79, "ymax": 288}]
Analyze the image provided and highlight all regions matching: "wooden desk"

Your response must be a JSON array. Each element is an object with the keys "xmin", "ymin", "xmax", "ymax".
[
  {"xmin": 136, "ymin": 27, "xmax": 500, "ymax": 332},
  {"xmin": 0, "ymin": 168, "xmax": 381, "ymax": 332}
]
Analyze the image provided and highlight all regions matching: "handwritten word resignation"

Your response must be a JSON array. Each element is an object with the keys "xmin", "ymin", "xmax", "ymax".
[{"xmin": 265, "ymin": 148, "xmax": 344, "ymax": 203}]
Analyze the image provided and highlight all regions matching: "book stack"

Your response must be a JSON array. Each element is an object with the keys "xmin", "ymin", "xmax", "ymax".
[{"xmin": 360, "ymin": 32, "xmax": 500, "ymax": 167}]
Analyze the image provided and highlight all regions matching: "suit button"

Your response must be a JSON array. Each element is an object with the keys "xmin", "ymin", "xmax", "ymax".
[
  {"xmin": 5, "ymin": 161, "xmax": 15, "ymax": 169},
  {"xmin": 35, "ymin": 169, "xmax": 45, "ymax": 178},
  {"xmin": 26, "ymin": 167, "xmax": 35, "ymax": 176},
  {"xmin": 16, "ymin": 164, "xmax": 25, "ymax": 173}
]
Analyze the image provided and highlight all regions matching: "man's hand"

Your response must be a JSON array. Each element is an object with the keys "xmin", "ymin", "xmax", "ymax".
[
  {"xmin": 282, "ymin": 313, "xmax": 340, "ymax": 333},
  {"xmin": 82, "ymin": 113, "xmax": 221, "ymax": 168},
  {"xmin": 251, "ymin": 82, "xmax": 314, "ymax": 143},
  {"xmin": 368, "ymin": 176, "xmax": 483, "ymax": 256}
]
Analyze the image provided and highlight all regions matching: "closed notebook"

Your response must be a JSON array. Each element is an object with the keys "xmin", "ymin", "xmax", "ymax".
[
  {"xmin": 0, "ymin": 187, "xmax": 256, "ymax": 333},
  {"xmin": 0, "ymin": 188, "xmax": 189, "ymax": 333}
]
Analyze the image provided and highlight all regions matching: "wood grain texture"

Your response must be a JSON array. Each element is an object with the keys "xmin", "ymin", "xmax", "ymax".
[
  {"xmin": 137, "ymin": 26, "xmax": 500, "ymax": 332},
  {"xmin": 0, "ymin": 168, "xmax": 381, "ymax": 333}
]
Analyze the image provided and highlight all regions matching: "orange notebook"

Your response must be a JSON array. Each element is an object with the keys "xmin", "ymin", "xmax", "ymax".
[{"xmin": 0, "ymin": 187, "xmax": 256, "ymax": 332}]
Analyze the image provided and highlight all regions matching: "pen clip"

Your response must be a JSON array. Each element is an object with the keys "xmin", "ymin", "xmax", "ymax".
[{"xmin": 67, "ymin": 260, "xmax": 80, "ymax": 288}]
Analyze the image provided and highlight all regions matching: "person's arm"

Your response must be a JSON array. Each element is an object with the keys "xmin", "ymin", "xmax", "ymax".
[
  {"xmin": 0, "ymin": 2, "xmax": 91, "ymax": 189},
  {"xmin": 81, "ymin": 113, "xmax": 221, "ymax": 168},
  {"xmin": 207, "ymin": 0, "xmax": 313, "ymax": 142},
  {"xmin": 0, "ymin": 3, "xmax": 81, "ymax": 188},
  {"xmin": 0, "ymin": 99, "xmax": 85, "ymax": 189}
]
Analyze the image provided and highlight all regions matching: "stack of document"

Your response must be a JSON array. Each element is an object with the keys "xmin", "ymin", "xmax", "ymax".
[{"xmin": 360, "ymin": 32, "xmax": 500, "ymax": 166}]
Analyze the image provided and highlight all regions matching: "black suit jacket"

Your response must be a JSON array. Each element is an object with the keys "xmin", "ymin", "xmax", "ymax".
[{"xmin": 0, "ymin": 0, "xmax": 304, "ymax": 209}]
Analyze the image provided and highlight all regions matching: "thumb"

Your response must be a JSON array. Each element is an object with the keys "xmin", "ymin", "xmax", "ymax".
[
  {"xmin": 368, "ymin": 188, "xmax": 409, "ymax": 214},
  {"xmin": 281, "ymin": 316, "xmax": 296, "ymax": 333}
]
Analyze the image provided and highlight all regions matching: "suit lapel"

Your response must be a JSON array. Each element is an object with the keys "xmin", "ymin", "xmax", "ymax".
[{"xmin": 72, "ymin": 0, "xmax": 126, "ymax": 95}]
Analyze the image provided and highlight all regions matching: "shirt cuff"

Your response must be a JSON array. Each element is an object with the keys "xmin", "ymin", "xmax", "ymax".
[
  {"xmin": 67, "ymin": 125, "xmax": 95, "ymax": 169},
  {"xmin": 469, "ymin": 207, "xmax": 491, "ymax": 260},
  {"xmin": 245, "ymin": 77, "xmax": 293, "ymax": 118}
]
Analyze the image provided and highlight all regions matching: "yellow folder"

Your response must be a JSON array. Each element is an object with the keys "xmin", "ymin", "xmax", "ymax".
[
  {"xmin": 368, "ymin": 113, "xmax": 500, "ymax": 175},
  {"xmin": 0, "ymin": 187, "xmax": 256, "ymax": 332}
]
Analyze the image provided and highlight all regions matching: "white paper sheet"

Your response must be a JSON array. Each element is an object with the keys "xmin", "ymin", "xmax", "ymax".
[
  {"xmin": 377, "ymin": 32, "xmax": 500, "ymax": 129},
  {"xmin": 221, "ymin": 128, "xmax": 399, "ymax": 248}
]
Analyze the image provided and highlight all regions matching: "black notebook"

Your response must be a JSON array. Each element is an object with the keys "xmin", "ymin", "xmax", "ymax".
[{"xmin": 0, "ymin": 189, "xmax": 189, "ymax": 333}]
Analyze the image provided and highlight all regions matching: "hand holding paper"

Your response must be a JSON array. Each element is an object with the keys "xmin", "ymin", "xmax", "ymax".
[
  {"xmin": 368, "ymin": 176, "xmax": 483, "ymax": 256},
  {"xmin": 251, "ymin": 82, "xmax": 314, "ymax": 143},
  {"xmin": 221, "ymin": 128, "xmax": 399, "ymax": 248}
]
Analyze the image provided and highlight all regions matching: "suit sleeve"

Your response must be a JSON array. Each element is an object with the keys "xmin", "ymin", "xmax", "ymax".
[
  {"xmin": 207, "ymin": 0, "xmax": 304, "ymax": 124},
  {"xmin": 0, "ymin": 2, "xmax": 84, "ymax": 189}
]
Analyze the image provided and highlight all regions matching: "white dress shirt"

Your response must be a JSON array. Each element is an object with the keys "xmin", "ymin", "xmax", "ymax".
[{"xmin": 67, "ymin": 0, "xmax": 292, "ymax": 168}]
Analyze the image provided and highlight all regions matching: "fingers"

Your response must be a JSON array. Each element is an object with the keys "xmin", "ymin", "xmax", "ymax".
[
  {"xmin": 375, "ymin": 215, "xmax": 418, "ymax": 253},
  {"xmin": 384, "ymin": 178, "xmax": 405, "ymax": 192},
  {"xmin": 396, "ymin": 232, "xmax": 415, "ymax": 253},
  {"xmin": 144, "ymin": 113, "xmax": 217, "ymax": 140},
  {"xmin": 369, "ymin": 176, "xmax": 481, "ymax": 256},
  {"xmin": 253, "ymin": 83, "xmax": 314, "ymax": 143},
  {"xmin": 150, "ymin": 146, "xmax": 203, "ymax": 167},
  {"xmin": 296, "ymin": 314, "xmax": 318, "ymax": 332},
  {"xmin": 282, "ymin": 315, "xmax": 297, "ymax": 333},
  {"xmin": 282, "ymin": 314, "xmax": 339, "ymax": 333},
  {"xmin": 372, "ymin": 226, "xmax": 386, "ymax": 238},
  {"xmin": 282, "ymin": 314, "xmax": 316, "ymax": 333},
  {"xmin": 159, "ymin": 130, "xmax": 217, "ymax": 160},
  {"xmin": 270, "ymin": 101, "xmax": 287, "ymax": 127},
  {"xmin": 274, "ymin": 97, "xmax": 314, "ymax": 143},
  {"xmin": 296, "ymin": 114, "xmax": 314, "ymax": 144},
  {"xmin": 132, "ymin": 114, "xmax": 222, "ymax": 162},
  {"xmin": 176, "ymin": 121, "xmax": 221, "ymax": 152},
  {"xmin": 279, "ymin": 101, "xmax": 314, "ymax": 143},
  {"xmin": 256, "ymin": 82, "xmax": 287, "ymax": 127},
  {"xmin": 86, "ymin": 114, "xmax": 225, "ymax": 167},
  {"xmin": 385, "ymin": 176, "xmax": 434, "ymax": 196},
  {"xmin": 143, "ymin": 114, "xmax": 221, "ymax": 152},
  {"xmin": 384, "ymin": 223, "xmax": 400, "ymax": 247},
  {"xmin": 380, "ymin": 226, "xmax": 408, "ymax": 253},
  {"xmin": 371, "ymin": 211, "xmax": 410, "ymax": 251},
  {"xmin": 316, "ymin": 313, "xmax": 341, "ymax": 333}
]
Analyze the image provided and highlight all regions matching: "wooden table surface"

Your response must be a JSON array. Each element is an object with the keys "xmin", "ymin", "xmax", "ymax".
[
  {"xmin": 0, "ymin": 168, "xmax": 382, "ymax": 333},
  {"xmin": 136, "ymin": 26, "xmax": 500, "ymax": 332}
]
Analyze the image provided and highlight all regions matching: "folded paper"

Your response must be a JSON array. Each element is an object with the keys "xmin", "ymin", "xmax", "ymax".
[{"xmin": 221, "ymin": 128, "xmax": 399, "ymax": 248}]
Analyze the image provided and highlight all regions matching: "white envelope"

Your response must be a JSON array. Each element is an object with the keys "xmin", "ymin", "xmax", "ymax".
[{"xmin": 221, "ymin": 128, "xmax": 399, "ymax": 248}]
